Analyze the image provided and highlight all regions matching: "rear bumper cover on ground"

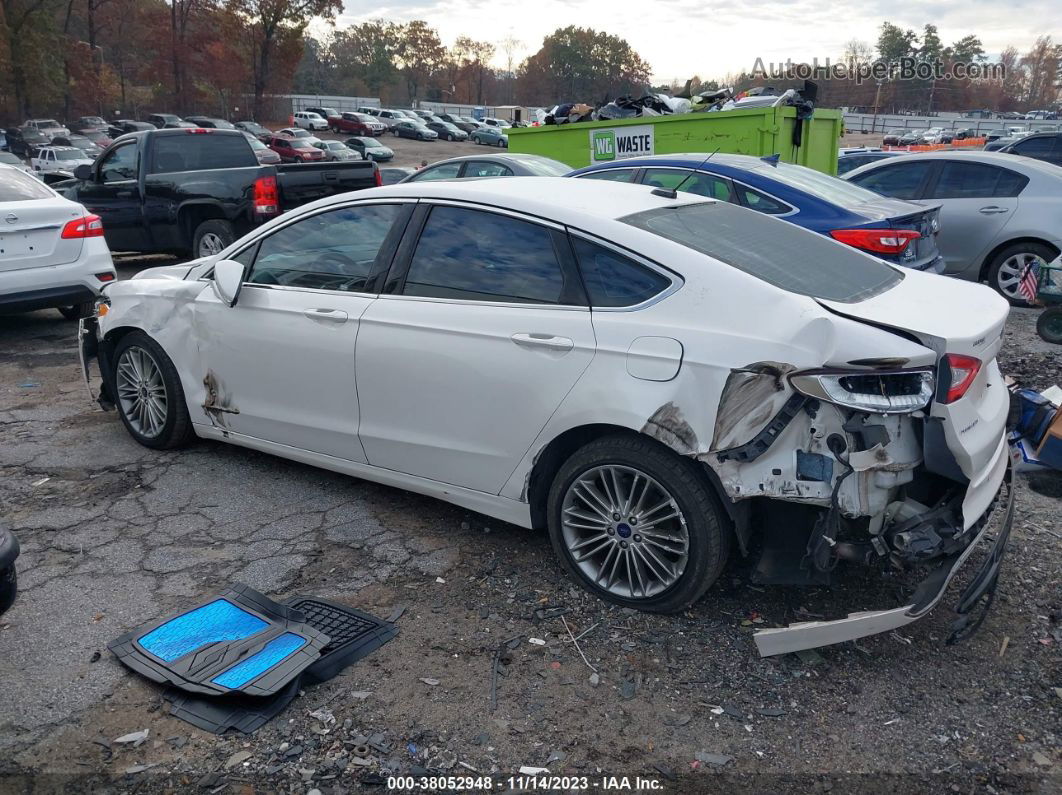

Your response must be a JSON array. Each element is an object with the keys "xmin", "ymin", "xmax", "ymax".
[{"xmin": 754, "ymin": 456, "xmax": 1015, "ymax": 656}]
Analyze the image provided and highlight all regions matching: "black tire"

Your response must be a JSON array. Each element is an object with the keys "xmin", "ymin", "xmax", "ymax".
[
  {"xmin": 58, "ymin": 301, "xmax": 94, "ymax": 320},
  {"xmin": 0, "ymin": 565, "xmax": 15, "ymax": 615},
  {"xmin": 985, "ymin": 242, "xmax": 1056, "ymax": 306},
  {"xmin": 192, "ymin": 219, "xmax": 235, "ymax": 259},
  {"xmin": 546, "ymin": 433, "xmax": 731, "ymax": 613},
  {"xmin": 1036, "ymin": 307, "xmax": 1062, "ymax": 344},
  {"xmin": 110, "ymin": 331, "xmax": 194, "ymax": 450}
]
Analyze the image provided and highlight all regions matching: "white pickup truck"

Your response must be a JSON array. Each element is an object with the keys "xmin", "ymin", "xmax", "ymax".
[{"xmin": 30, "ymin": 146, "xmax": 95, "ymax": 175}]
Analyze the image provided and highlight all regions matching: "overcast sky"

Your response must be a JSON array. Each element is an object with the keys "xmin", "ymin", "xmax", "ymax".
[{"xmin": 334, "ymin": 0, "xmax": 1061, "ymax": 82}]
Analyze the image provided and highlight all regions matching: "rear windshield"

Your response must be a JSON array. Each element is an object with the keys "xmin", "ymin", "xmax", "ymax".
[
  {"xmin": 621, "ymin": 202, "xmax": 902, "ymax": 303},
  {"xmin": 0, "ymin": 168, "xmax": 54, "ymax": 201},
  {"xmin": 747, "ymin": 161, "xmax": 888, "ymax": 207},
  {"xmin": 148, "ymin": 133, "xmax": 256, "ymax": 173}
]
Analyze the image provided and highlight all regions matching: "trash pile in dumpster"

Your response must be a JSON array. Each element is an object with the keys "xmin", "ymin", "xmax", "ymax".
[{"xmin": 536, "ymin": 80, "xmax": 817, "ymax": 125}]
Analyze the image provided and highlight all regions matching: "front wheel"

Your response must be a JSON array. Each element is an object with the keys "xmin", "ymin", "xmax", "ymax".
[
  {"xmin": 111, "ymin": 331, "xmax": 194, "ymax": 449},
  {"xmin": 546, "ymin": 434, "xmax": 731, "ymax": 613},
  {"xmin": 1037, "ymin": 307, "xmax": 1062, "ymax": 344}
]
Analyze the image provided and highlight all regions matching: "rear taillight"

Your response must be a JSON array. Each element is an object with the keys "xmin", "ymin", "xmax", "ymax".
[
  {"xmin": 374, "ymin": 166, "xmax": 382, "ymax": 187},
  {"xmin": 830, "ymin": 228, "xmax": 920, "ymax": 255},
  {"xmin": 941, "ymin": 354, "xmax": 982, "ymax": 403},
  {"xmin": 254, "ymin": 176, "xmax": 279, "ymax": 215},
  {"xmin": 61, "ymin": 214, "xmax": 104, "ymax": 239}
]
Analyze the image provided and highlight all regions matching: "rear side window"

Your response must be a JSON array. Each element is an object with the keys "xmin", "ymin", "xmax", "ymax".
[
  {"xmin": 848, "ymin": 161, "xmax": 932, "ymax": 200},
  {"xmin": 463, "ymin": 161, "xmax": 513, "ymax": 177},
  {"xmin": 409, "ymin": 162, "xmax": 461, "ymax": 182},
  {"xmin": 403, "ymin": 206, "xmax": 576, "ymax": 304},
  {"xmin": 571, "ymin": 237, "xmax": 672, "ymax": 307},
  {"xmin": 0, "ymin": 167, "xmax": 54, "ymax": 201},
  {"xmin": 622, "ymin": 202, "xmax": 901, "ymax": 303},
  {"xmin": 734, "ymin": 184, "xmax": 791, "ymax": 214},
  {"xmin": 929, "ymin": 162, "xmax": 1028, "ymax": 199},
  {"xmin": 149, "ymin": 133, "xmax": 256, "ymax": 173}
]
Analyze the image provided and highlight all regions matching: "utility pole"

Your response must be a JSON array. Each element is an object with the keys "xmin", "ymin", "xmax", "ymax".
[{"xmin": 871, "ymin": 79, "xmax": 884, "ymax": 134}]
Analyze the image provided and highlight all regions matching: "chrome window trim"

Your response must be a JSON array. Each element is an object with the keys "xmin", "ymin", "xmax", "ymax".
[{"xmin": 370, "ymin": 292, "xmax": 591, "ymax": 312}]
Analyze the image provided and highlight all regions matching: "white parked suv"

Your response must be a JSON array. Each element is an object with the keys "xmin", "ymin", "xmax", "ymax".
[
  {"xmin": 0, "ymin": 164, "xmax": 116, "ymax": 319},
  {"xmin": 23, "ymin": 118, "xmax": 71, "ymax": 139},
  {"xmin": 30, "ymin": 145, "xmax": 95, "ymax": 174},
  {"xmin": 293, "ymin": 112, "xmax": 328, "ymax": 131}
]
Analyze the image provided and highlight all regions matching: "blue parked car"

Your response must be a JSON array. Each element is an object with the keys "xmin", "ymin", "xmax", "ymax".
[{"xmin": 569, "ymin": 154, "xmax": 944, "ymax": 272}]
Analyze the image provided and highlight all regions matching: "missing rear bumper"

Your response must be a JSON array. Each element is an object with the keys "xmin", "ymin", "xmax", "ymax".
[{"xmin": 753, "ymin": 458, "xmax": 1014, "ymax": 656}]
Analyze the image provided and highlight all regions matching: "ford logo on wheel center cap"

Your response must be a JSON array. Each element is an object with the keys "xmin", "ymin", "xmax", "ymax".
[{"xmin": 616, "ymin": 523, "xmax": 632, "ymax": 539}]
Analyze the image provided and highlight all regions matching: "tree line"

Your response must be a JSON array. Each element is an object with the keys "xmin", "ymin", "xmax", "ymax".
[{"xmin": 1, "ymin": 7, "xmax": 1058, "ymax": 124}]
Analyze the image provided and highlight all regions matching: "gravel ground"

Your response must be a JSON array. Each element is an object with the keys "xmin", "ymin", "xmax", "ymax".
[{"xmin": 0, "ymin": 265, "xmax": 1059, "ymax": 794}]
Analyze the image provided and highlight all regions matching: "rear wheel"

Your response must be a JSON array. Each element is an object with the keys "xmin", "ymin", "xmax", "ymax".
[
  {"xmin": 546, "ymin": 434, "xmax": 730, "ymax": 613},
  {"xmin": 193, "ymin": 219, "xmax": 234, "ymax": 259},
  {"xmin": 111, "ymin": 331, "xmax": 194, "ymax": 449},
  {"xmin": 986, "ymin": 242, "xmax": 1055, "ymax": 305}
]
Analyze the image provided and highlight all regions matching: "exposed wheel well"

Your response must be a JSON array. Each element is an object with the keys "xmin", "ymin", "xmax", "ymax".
[
  {"xmin": 978, "ymin": 237, "xmax": 1060, "ymax": 281},
  {"xmin": 526, "ymin": 424, "xmax": 734, "ymax": 530}
]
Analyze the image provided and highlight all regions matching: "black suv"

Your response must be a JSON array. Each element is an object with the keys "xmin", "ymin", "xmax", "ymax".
[{"xmin": 4, "ymin": 126, "xmax": 49, "ymax": 158}]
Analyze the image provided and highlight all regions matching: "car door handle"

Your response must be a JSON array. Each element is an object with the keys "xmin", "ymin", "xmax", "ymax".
[
  {"xmin": 978, "ymin": 206, "xmax": 1009, "ymax": 214},
  {"xmin": 511, "ymin": 333, "xmax": 574, "ymax": 352},
  {"xmin": 303, "ymin": 308, "xmax": 348, "ymax": 323}
]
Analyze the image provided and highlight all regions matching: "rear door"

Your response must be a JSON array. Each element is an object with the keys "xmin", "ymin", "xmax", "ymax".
[
  {"xmin": 921, "ymin": 159, "xmax": 1025, "ymax": 276},
  {"xmin": 355, "ymin": 202, "xmax": 596, "ymax": 493},
  {"xmin": 0, "ymin": 171, "xmax": 85, "ymax": 274}
]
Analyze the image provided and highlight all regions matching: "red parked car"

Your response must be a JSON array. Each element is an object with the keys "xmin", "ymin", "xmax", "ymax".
[
  {"xmin": 267, "ymin": 134, "xmax": 325, "ymax": 163},
  {"xmin": 330, "ymin": 112, "xmax": 386, "ymax": 136}
]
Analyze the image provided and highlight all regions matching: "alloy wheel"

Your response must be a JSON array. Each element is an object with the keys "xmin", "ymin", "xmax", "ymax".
[
  {"xmin": 198, "ymin": 232, "xmax": 225, "ymax": 257},
  {"xmin": 996, "ymin": 252, "xmax": 1045, "ymax": 300},
  {"xmin": 560, "ymin": 464, "xmax": 689, "ymax": 599},
  {"xmin": 115, "ymin": 346, "xmax": 168, "ymax": 438}
]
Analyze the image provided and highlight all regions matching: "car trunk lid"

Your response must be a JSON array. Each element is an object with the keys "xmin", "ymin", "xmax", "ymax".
[
  {"xmin": 0, "ymin": 199, "xmax": 85, "ymax": 273},
  {"xmin": 818, "ymin": 271, "xmax": 1011, "ymax": 519}
]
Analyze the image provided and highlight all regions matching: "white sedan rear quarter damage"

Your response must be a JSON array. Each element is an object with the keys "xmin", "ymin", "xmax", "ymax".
[{"xmin": 84, "ymin": 178, "xmax": 1015, "ymax": 656}]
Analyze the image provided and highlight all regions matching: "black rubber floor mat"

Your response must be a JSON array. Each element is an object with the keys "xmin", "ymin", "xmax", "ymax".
[
  {"xmin": 109, "ymin": 584, "xmax": 330, "ymax": 697},
  {"xmin": 163, "ymin": 596, "xmax": 397, "ymax": 734}
]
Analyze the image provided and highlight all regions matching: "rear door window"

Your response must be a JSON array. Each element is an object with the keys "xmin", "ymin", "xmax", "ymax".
[
  {"xmin": 622, "ymin": 202, "xmax": 901, "ymax": 303},
  {"xmin": 848, "ymin": 161, "xmax": 933, "ymax": 200},
  {"xmin": 408, "ymin": 162, "xmax": 461, "ymax": 182},
  {"xmin": 929, "ymin": 161, "xmax": 1028, "ymax": 199},
  {"xmin": 640, "ymin": 168, "xmax": 732, "ymax": 201},
  {"xmin": 402, "ymin": 205, "xmax": 579, "ymax": 304},
  {"xmin": 462, "ymin": 161, "xmax": 513, "ymax": 177},
  {"xmin": 734, "ymin": 184, "xmax": 791, "ymax": 214}
]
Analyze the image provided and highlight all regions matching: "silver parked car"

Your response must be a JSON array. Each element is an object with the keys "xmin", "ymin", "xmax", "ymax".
[
  {"xmin": 400, "ymin": 153, "xmax": 572, "ymax": 182},
  {"xmin": 844, "ymin": 151, "xmax": 1062, "ymax": 304}
]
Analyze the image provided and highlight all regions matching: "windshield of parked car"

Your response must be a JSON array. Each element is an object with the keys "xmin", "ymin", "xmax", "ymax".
[
  {"xmin": 54, "ymin": 149, "xmax": 86, "ymax": 160},
  {"xmin": 747, "ymin": 161, "xmax": 889, "ymax": 207},
  {"xmin": 621, "ymin": 201, "xmax": 902, "ymax": 303},
  {"xmin": 289, "ymin": 129, "xmax": 310, "ymax": 138}
]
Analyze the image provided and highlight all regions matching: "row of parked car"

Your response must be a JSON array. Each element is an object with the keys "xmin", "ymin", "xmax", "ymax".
[{"xmin": 293, "ymin": 106, "xmax": 512, "ymax": 147}]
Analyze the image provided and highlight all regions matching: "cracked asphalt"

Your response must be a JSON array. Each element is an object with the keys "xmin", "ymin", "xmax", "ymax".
[{"xmin": 1, "ymin": 268, "xmax": 1059, "ymax": 793}]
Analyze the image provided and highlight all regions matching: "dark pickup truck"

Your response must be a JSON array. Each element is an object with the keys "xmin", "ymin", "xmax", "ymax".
[{"xmin": 60, "ymin": 127, "xmax": 379, "ymax": 258}]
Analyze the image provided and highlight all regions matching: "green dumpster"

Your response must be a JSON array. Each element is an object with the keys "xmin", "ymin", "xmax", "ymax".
[{"xmin": 508, "ymin": 106, "xmax": 843, "ymax": 175}]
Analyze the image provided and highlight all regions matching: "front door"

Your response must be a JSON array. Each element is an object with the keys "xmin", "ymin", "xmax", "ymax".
[
  {"xmin": 193, "ymin": 201, "xmax": 410, "ymax": 462},
  {"xmin": 77, "ymin": 140, "xmax": 149, "ymax": 252},
  {"xmin": 356, "ymin": 203, "xmax": 596, "ymax": 494}
]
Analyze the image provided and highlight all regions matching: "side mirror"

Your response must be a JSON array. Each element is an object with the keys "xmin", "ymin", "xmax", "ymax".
[
  {"xmin": 212, "ymin": 259, "xmax": 245, "ymax": 306},
  {"xmin": 74, "ymin": 164, "xmax": 93, "ymax": 181}
]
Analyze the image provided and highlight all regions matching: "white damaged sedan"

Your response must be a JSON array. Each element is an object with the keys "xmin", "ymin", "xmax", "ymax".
[{"xmin": 79, "ymin": 178, "xmax": 1014, "ymax": 655}]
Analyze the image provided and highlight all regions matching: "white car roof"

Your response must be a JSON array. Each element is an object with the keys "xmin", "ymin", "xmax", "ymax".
[{"xmin": 357, "ymin": 176, "xmax": 711, "ymax": 225}]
